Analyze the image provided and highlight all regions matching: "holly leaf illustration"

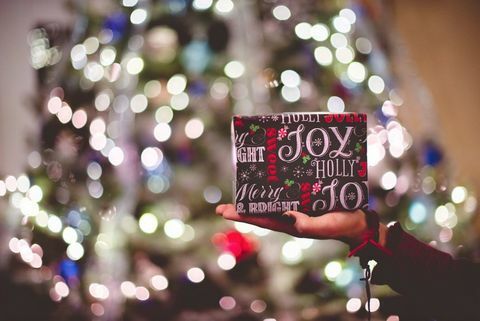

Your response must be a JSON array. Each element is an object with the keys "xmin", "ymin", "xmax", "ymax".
[
  {"xmin": 302, "ymin": 154, "xmax": 311, "ymax": 164},
  {"xmin": 355, "ymin": 142, "xmax": 362, "ymax": 153},
  {"xmin": 284, "ymin": 179, "xmax": 294, "ymax": 187}
]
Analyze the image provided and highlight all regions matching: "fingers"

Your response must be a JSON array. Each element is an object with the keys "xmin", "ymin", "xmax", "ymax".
[
  {"xmin": 216, "ymin": 204, "xmax": 238, "ymax": 219},
  {"xmin": 283, "ymin": 210, "xmax": 309, "ymax": 223},
  {"xmin": 283, "ymin": 210, "xmax": 324, "ymax": 238},
  {"xmin": 284, "ymin": 210, "xmax": 343, "ymax": 239},
  {"xmin": 216, "ymin": 204, "xmax": 299, "ymax": 236},
  {"xmin": 215, "ymin": 204, "xmax": 228, "ymax": 215},
  {"xmin": 216, "ymin": 204, "xmax": 366, "ymax": 243}
]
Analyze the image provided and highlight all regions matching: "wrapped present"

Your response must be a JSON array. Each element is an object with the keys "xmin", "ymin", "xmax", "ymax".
[{"xmin": 232, "ymin": 113, "xmax": 368, "ymax": 216}]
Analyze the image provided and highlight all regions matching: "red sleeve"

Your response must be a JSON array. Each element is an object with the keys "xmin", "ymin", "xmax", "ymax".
[{"xmin": 371, "ymin": 222, "xmax": 480, "ymax": 320}]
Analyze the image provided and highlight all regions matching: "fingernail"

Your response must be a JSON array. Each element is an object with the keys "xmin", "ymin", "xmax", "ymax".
[
  {"xmin": 281, "ymin": 212, "xmax": 296, "ymax": 224},
  {"xmin": 216, "ymin": 204, "xmax": 225, "ymax": 214}
]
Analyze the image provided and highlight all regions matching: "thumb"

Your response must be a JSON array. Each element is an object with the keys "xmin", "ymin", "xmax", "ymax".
[
  {"xmin": 283, "ymin": 210, "xmax": 321, "ymax": 238},
  {"xmin": 283, "ymin": 210, "xmax": 310, "ymax": 223}
]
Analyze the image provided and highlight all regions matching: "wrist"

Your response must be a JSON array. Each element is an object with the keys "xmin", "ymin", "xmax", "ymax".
[
  {"xmin": 378, "ymin": 223, "xmax": 388, "ymax": 248},
  {"xmin": 346, "ymin": 210, "xmax": 388, "ymax": 248},
  {"xmin": 343, "ymin": 210, "xmax": 369, "ymax": 248},
  {"xmin": 347, "ymin": 210, "xmax": 392, "ymax": 260}
]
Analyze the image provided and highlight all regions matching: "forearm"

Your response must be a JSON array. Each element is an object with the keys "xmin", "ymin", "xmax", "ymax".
[{"xmin": 371, "ymin": 222, "xmax": 480, "ymax": 320}]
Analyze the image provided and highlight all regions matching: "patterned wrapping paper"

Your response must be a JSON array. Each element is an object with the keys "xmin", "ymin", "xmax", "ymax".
[{"xmin": 232, "ymin": 113, "xmax": 368, "ymax": 216}]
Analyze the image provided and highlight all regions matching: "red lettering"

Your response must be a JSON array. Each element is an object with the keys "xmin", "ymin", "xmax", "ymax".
[
  {"xmin": 267, "ymin": 165, "xmax": 277, "ymax": 176},
  {"xmin": 266, "ymin": 138, "xmax": 277, "ymax": 152},
  {"xmin": 353, "ymin": 113, "xmax": 359, "ymax": 122},
  {"xmin": 334, "ymin": 114, "xmax": 345, "ymax": 122},
  {"xmin": 265, "ymin": 127, "xmax": 278, "ymax": 183},
  {"xmin": 301, "ymin": 199, "xmax": 311, "ymax": 206},
  {"xmin": 266, "ymin": 128, "xmax": 277, "ymax": 137},
  {"xmin": 267, "ymin": 176, "xmax": 279, "ymax": 183},
  {"xmin": 267, "ymin": 153, "xmax": 276, "ymax": 163},
  {"xmin": 300, "ymin": 182, "xmax": 312, "ymax": 212},
  {"xmin": 300, "ymin": 182, "xmax": 311, "ymax": 192}
]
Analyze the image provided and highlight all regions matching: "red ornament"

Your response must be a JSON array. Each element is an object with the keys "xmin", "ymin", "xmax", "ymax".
[{"xmin": 212, "ymin": 230, "xmax": 258, "ymax": 261}]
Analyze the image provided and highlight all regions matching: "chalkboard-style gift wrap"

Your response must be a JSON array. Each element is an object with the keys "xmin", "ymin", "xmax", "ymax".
[{"xmin": 232, "ymin": 113, "xmax": 368, "ymax": 216}]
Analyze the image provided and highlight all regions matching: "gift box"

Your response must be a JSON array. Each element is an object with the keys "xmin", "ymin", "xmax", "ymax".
[{"xmin": 232, "ymin": 113, "xmax": 368, "ymax": 216}]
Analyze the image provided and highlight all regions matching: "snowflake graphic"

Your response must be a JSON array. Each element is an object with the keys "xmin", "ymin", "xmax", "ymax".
[
  {"xmin": 249, "ymin": 164, "xmax": 257, "ymax": 171},
  {"xmin": 281, "ymin": 165, "xmax": 289, "ymax": 173},
  {"xmin": 313, "ymin": 137, "xmax": 323, "ymax": 147},
  {"xmin": 239, "ymin": 170, "xmax": 250, "ymax": 182},
  {"xmin": 259, "ymin": 116, "xmax": 269, "ymax": 123},
  {"xmin": 271, "ymin": 115, "xmax": 279, "ymax": 121},
  {"xmin": 256, "ymin": 171, "xmax": 266, "ymax": 179},
  {"xmin": 347, "ymin": 192, "xmax": 357, "ymax": 201},
  {"xmin": 293, "ymin": 166, "xmax": 304, "ymax": 178},
  {"xmin": 305, "ymin": 168, "xmax": 314, "ymax": 176}
]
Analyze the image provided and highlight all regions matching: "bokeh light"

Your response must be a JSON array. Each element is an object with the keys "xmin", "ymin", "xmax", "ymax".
[
  {"xmin": 217, "ymin": 252, "xmax": 236, "ymax": 270},
  {"xmin": 167, "ymin": 74, "xmax": 187, "ymax": 95},
  {"xmin": 347, "ymin": 62, "xmax": 366, "ymax": 83},
  {"xmin": 311, "ymin": 23, "xmax": 329, "ymax": 41},
  {"xmin": 224, "ymin": 61, "xmax": 245, "ymax": 79},
  {"xmin": 281, "ymin": 240, "xmax": 302, "ymax": 264},
  {"xmin": 187, "ymin": 267, "xmax": 205, "ymax": 283},
  {"xmin": 346, "ymin": 298, "xmax": 362, "ymax": 313},
  {"xmin": 108, "ymin": 147, "xmax": 124, "ymax": 166},
  {"xmin": 185, "ymin": 118, "xmax": 204, "ymax": 139},
  {"xmin": 141, "ymin": 147, "xmax": 163, "ymax": 170},
  {"xmin": 139, "ymin": 213, "xmax": 158, "ymax": 234},
  {"xmin": 130, "ymin": 8, "xmax": 148, "ymax": 25},
  {"xmin": 66, "ymin": 242, "xmax": 84, "ymax": 261},
  {"xmin": 327, "ymin": 96, "xmax": 345, "ymax": 112},
  {"xmin": 272, "ymin": 5, "xmax": 291, "ymax": 21},
  {"xmin": 324, "ymin": 261, "xmax": 342, "ymax": 281},
  {"xmin": 193, "ymin": 0, "xmax": 213, "ymax": 11},
  {"xmin": 164, "ymin": 219, "xmax": 185, "ymax": 239},
  {"xmin": 295, "ymin": 22, "xmax": 312, "ymax": 40},
  {"xmin": 451, "ymin": 186, "xmax": 467, "ymax": 204},
  {"xmin": 409, "ymin": 201, "xmax": 427, "ymax": 224},
  {"xmin": 151, "ymin": 275, "xmax": 169, "ymax": 291},
  {"xmin": 219, "ymin": 296, "xmax": 236, "ymax": 310},
  {"xmin": 365, "ymin": 298, "xmax": 380, "ymax": 312},
  {"xmin": 314, "ymin": 47, "xmax": 333, "ymax": 66},
  {"xmin": 280, "ymin": 70, "xmax": 301, "ymax": 88},
  {"xmin": 154, "ymin": 123, "xmax": 172, "ymax": 142}
]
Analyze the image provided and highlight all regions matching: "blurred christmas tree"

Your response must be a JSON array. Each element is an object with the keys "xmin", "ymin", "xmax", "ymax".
[{"xmin": 0, "ymin": 0, "xmax": 477, "ymax": 320}]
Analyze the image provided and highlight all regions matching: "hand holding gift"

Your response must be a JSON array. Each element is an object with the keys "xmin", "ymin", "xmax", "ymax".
[{"xmin": 216, "ymin": 204, "xmax": 388, "ymax": 248}]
